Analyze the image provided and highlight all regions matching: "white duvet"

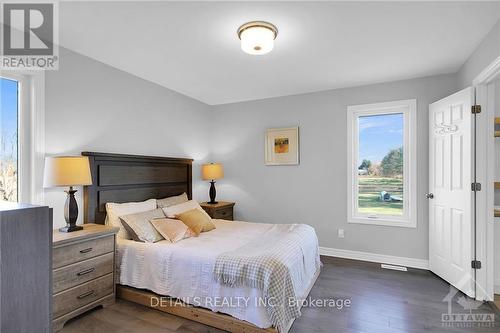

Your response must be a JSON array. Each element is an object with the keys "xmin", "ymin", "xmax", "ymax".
[{"xmin": 116, "ymin": 219, "xmax": 319, "ymax": 329}]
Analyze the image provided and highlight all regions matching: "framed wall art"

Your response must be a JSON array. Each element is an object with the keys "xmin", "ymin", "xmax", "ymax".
[{"xmin": 265, "ymin": 126, "xmax": 299, "ymax": 165}]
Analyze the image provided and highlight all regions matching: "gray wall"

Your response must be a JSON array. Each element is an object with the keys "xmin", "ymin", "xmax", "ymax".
[
  {"xmin": 458, "ymin": 19, "xmax": 500, "ymax": 89},
  {"xmin": 211, "ymin": 74, "xmax": 458, "ymax": 260},
  {"xmin": 45, "ymin": 48, "xmax": 212, "ymax": 229}
]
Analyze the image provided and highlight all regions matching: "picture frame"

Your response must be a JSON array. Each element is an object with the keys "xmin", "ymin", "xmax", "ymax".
[{"xmin": 265, "ymin": 126, "xmax": 299, "ymax": 165}]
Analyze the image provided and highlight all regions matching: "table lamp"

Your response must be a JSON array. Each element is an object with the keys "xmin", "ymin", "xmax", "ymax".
[
  {"xmin": 43, "ymin": 156, "xmax": 92, "ymax": 232},
  {"xmin": 201, "ymin": 163, "xmax": 224, "ymax": 204}
]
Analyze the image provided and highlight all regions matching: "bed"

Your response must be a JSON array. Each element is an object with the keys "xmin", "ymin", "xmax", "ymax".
[{"xmin": 83, "ymin": 152, "xmax": 320, "ymax": 333}]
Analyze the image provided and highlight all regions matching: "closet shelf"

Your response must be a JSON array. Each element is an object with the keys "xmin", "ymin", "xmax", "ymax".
[
  {"xmin": 496, "ymin": 131, "xmax": 500, "ymax": 138},
  {"xmin": 495, "ymin": 210, "xmax": 500, "ymax": 218},
  {"xmin": 495, "ymin": 118, "xmax": 500, "ymax": 124},
  {"xmin": 495, "ymin": 182, "xmax": 500, "ymax": 189}
]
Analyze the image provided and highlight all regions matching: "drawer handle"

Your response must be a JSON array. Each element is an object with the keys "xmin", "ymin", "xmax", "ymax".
[
  {"xmin": 77, "ymin": 267, "xmax": 95, "ymax": 276},
  {"xmin": 77, "ymin": 290, "xmax": 95, "ymax": 300},
  {"xmin": 79, "ymin": 247, "xmax": 93, "ymax": 254},
  {"xmin": 221, "ymin": 211, "xmax": 227, "ymax": 215}
]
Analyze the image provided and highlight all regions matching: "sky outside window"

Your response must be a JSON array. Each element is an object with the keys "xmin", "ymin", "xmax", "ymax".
[{"xmin": 358, "ymin": 113, "xmax": 404, "ymax": 163}]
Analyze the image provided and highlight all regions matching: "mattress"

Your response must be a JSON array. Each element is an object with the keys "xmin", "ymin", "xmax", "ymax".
[{"xmin": 116, "ymin": 219, "xmax": 319, "ymax": 329}]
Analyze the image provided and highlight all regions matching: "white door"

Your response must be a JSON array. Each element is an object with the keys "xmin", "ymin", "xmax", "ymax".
[{"xmin": 429, "ymin": 87, "xmax": 475, "ymax": 297}]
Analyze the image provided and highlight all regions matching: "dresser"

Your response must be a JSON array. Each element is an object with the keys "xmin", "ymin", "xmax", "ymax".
[
  {"xmin": 200, "ymin": 201, "xmax": 235, "ymax": 220},
  {"xmin": 52, "ymin": 224, "xmax": 119, "ymax": 332},
  {"xmin": 0, "ymin": 203, "xmax": 52, "ymax": 333}
]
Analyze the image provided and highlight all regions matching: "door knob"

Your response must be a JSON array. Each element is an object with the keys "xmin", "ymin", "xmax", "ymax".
[{"xmin": 426, "ymin": 193, "xmax": 434, "ymax": 199}]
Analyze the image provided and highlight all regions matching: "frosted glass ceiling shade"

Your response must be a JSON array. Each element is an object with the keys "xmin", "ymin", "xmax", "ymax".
[
  {"xmin": 43, "ymin": 156, "xmax": 92, "ymax": 188},
  {"xmin": 238, "ymin": 21, "xmax": 278, "ymax": 55}
]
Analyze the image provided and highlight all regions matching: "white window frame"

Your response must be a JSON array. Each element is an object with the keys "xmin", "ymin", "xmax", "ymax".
[
  {"xmin": 1, "ymin": 71, "xmax": 45, "ymax": 205},
  {"xmin": 347, "ymin": 99, "xmax": 417, "ymax": 228}
]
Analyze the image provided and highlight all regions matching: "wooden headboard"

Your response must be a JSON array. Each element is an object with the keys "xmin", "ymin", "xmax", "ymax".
[{"xmin": 82, "ymin": 152, "xmax": 193, "ymax": 224}]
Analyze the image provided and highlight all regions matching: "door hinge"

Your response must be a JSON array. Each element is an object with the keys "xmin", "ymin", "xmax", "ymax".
[
  {"xmin": 471, "ymin": 182, "xmax": 482, "ymax": 192},
  {"xmin": 471, "ymin": 260, "xmax": 482, "ymax": 269},
  {"xmin": 471, "ymin": 105, "xmax": 481, "ymax": 114}
]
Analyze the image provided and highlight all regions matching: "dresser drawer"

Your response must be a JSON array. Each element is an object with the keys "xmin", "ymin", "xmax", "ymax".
[
  {"xmin": 213, "ymin": 207, "xmax": 233, "ymax": 220},
  {"xmin": 53, "ymin": 253, "xmax": 114, "ymax": 294},
  {"xmin": 53, "ymin": 235, "xmax": 114, "ymax": 269},
  {"xmin": 53, "ymin": 273, "xmax": 114, "ymax": 319}
]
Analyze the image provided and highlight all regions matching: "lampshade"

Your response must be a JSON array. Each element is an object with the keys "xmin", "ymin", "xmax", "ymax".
[
  {"xmin": 201, "ymin": 163, "xmax": 224, "ymax": 181},
  {"xmin": 237, "ymin": 21, "xmax": 278, "ymax": 55},
  {"xmin": 43, "ymin": 156, "xmax": 92, "ymax": 188}
]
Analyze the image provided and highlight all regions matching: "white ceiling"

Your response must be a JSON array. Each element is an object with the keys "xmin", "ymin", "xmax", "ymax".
[{"xmin": 58, "ymin": 1, "xmax": 500, "ymax": 105}]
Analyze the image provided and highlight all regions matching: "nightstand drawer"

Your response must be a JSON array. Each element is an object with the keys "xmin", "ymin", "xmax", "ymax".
[
  {"xmin": 200, "ymin": 202, "xmax": 235, "ymax": 221},
  {"xmin": 53, "ymin": 235, "xmax": 114, "ymax": 269},
  {"xmin": 53, "ymin": 253, "xmax": 114, "ymax": 294},
  {"xmin": 53, "ymin": 273, "xmax": 114, "ymax": 319},
  {"xmin": 214, "ymin": 207, "xmax": 233, "ymax": 220}
]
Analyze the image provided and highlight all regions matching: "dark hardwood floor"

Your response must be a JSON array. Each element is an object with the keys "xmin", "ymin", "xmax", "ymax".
[{"xmin": 61, "ymin": 257, "xmax": 499, "ymax": 333}]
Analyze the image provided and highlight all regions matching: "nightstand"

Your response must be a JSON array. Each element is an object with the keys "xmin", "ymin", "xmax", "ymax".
[
  {"xmin": 52, "ymin": 224, "xmax": 119, "ymax": 332},
  {"xmin": 200, "ymin": 201, "xmax": 235, "ymax": 220}
]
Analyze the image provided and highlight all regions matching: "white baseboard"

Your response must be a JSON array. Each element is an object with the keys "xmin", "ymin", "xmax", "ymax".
[{"xmin": 319, "ymin": 247, "xmax": 429, "ymax": 270}]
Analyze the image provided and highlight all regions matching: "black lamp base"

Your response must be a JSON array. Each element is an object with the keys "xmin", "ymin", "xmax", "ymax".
[
  {"xmin": 208, "ymin": 180, "xmax": 218, "ymax": 204},
  {"xmin": 59, "ymin": 186, "xmax": 82, "ymax": 233},
  {"xmin": 59, "ymin": 224, "xmax": 83, "ymax": 232}
]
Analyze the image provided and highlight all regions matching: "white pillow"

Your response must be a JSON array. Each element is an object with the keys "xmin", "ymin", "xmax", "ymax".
[
  {"xmin": 157, "ymin": 192, "xmax": 189, "ymax": 208},
  {"xmin": 106, "ymin": 199, "xmax": 157, "ymax": 239},
  {"xmin": 162, "ymin": 200, "xmax": 211, "ymax": 220}
]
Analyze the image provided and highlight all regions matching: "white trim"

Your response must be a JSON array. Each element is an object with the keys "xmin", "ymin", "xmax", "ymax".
[
  {"xmin": 472, "ymin": 55, "xmax": 500, "ymax": 86},
  {"xmin": 319, "ymin": 247, "xmax": 429, "ymax": 270},
  {"xmin": 346, "ymin": 99, "xmax": 417, "ymax": 228},
  {"xmin": 472, "ymin": 56, "xmax": 500, "ymax": 302},
  {"xmin": 473, "ymin": 84, "xmax": 494, "ymax": 301},
  {"xmin": 30, "ymin": 71, "xmax": 45, "ymax": 205}
]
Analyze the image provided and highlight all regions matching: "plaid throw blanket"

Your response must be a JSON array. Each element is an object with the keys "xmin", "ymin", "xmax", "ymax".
[{"xmin": 213, "ymin": 224, "xmax": 320, "ymax": 332}]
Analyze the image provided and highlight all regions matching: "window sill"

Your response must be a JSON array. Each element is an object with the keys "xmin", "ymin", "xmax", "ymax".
[{"xmin": 348, "ymin": 216, "xmax": 417, "ymax": 228}]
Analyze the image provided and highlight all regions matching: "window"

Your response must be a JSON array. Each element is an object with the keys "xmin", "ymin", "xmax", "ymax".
[
  {"xmin": 347, "ymin": 99, "xmax": 417, "ymax": 228},
  {"xmin": 0, "ymin": 77, "xmax": 19, "ymax": 202},
  {"xmin": 0, "ymin": 72, "xmax": 45, "ymax": 204}
]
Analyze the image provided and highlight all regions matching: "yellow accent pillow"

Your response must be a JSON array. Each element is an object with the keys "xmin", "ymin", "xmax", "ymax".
[{"xmin": 176, "ymin": 208, "xmax": 216, "ymax": 236}]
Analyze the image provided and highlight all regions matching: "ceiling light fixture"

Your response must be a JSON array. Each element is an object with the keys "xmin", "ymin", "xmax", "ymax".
[{"xmin": 237, "ymin": 21, "xmax": 278, "ymax": 55}]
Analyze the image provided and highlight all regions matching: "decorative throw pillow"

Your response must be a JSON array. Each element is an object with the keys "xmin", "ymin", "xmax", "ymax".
[
  {"xmin": 119, "ymin": 208, "xmax": 166, "ymax": 243},
  {"xmin": 150, "ymin": 218, "xmax": 194, "ymax": 243},
  {"xmin": 105, "ymin": 199, "xmax": 157, "ymax": 239},
  {"xmin": 157, "ymin": 193, "xmax": 189, "ymax": 208},
  {"xmin": 176, "ymin": 208, "xmax": 216, "ymax": 236},
  {"xmin": 162, "ymin": 200, "xmax": 212, "ymax": 221}
]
